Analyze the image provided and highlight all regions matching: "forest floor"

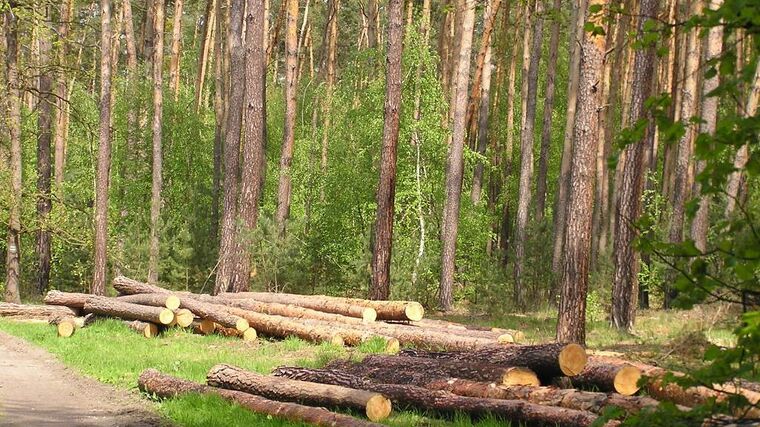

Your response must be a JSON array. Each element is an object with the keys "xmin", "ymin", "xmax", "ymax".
[{"xmin": 0, "ymin": 303, "xmax": 742, "ymax": 426}]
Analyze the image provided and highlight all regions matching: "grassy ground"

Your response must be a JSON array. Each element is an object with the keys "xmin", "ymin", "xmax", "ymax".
[{"xmin": 0, "ymin": 303, "xmax": 741, "ymax": 426}]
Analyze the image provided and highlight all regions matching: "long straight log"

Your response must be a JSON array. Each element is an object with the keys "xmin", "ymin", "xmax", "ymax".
[
  {"xmin": 207, "ymin": 364, "xmax": 392, "ymax": 422},
  {"xmin": 386, "ymin": 320, "xmax": 521, "ymax": 344},
  {"xmin": 117, "ymin": 293, "xmax": 181, "ymax": 310},
  {"xmin": 116, "ymin": 292, "xmax": 249, "ymax": 332},
  {"xmin": 138, "ymin": 369, "xmax": 383, "ymax": 427},
  {"xmin": 221, "ymin": 292, "xmax": 377, "ymax": 321},
  {"xmin": 217, "ymin": 305, "xmax": 344, "ymax": 346},
  {"xmin": 272, "ymin": 367, "xmax": 613, "ymax": 427},
  {"xmin": 83, "ymin": 296, "xmax": 175, "ymax": 325},
  {"xmin": 113, "ymin": 275, "xmax": 169, "ymax": 295},
  {"xmin": 0, "ymin": 302, "xmax": 79, "ymax": 320},
  {"xmin": 571, "ymin": 360, "xmax": 642, "ymax": 396},
  {"xmin": 44, "ymin": 290, "xmax": 93, "ymax": 309},
  {"xmin": 425, "ymin": 378, "xmax": 661, "ymax": 415},
  {"xmin": 332, "ymin": 355, "xmax": 539, "ymax": 386},
  {"xmin": 409, "ymin": 319, "xmax": 524, "ymax": 341},
  {"xmin": 401, "ymin": 343, "xmax": 588, "ymax": 380}
]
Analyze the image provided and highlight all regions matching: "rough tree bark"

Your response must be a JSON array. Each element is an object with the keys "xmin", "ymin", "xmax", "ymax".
[
  {"xmin": 169, "ymin": 0, "xmax": 184, "ymax": 99},
  {"xmin": 211, "ymin": 0, "xmax": 225, "ymax": 241},
  {"xmin": 147, "ymin": 0, "xmax": 165, "ymax": 285},
  {"xmin": 556, "ymin": 0, "xmax": 607, "ymax": 345},
  {"xmin": 369, "ymin": 0, "xmax": 404, "ymax": 301},
  {"xmin": 36, "ymin": 5, "xmax": 54, "ymax": 296},
  {"xmin": 194, "ymin": 0, "xmax": 215, "ymax": 111},
  {"xmin": 4, "ymin": 8, "xmax": 22, "ymax": 303},
  {"xmin": 274, "ymin": 0, "xmax": 299, "ymax": 236},
  {"xmin": 92, "ymin": 0, "xmax": 114, "ymax": 296},
  {"xmin": 610, "ymin": 0, "xmax": 658, "ymax": 331},
  {"xmin": 214, "ymin": 0, "xmax": 245, "ymax": 294},
  {"xmin": 439, "ymin": 0, "xmax": 476, "ymax": 311}
]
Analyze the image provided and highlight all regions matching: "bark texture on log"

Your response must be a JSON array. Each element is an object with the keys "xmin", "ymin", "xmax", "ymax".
[
  {"xmin": 117, "ymin": 293, "xmax": 181, "ymax": 310},
  {"xmin": 273, "ymin": 367, "xmax": 611, "ymax": 427},
  {"xmin": 221, "ymin": 292, "xmax": 378, "ymax": 321},
  {"xmin": 44, "ymin": 290, "xmax": 93, "ymax": 309},
  {"xmin": 220, "ymin": 305, "xmax": 345, "ymax": 346},
  {"xmin": 207, "ymin": 364, "xmax": 392, "ymax": 422},
  {"xmin": 50, "ymin": 314, "xmax": 95, "ymax": 337},
  {"xmin": 113, "ymin": 275, "xmax": 168, "ymax": 295},
  {"xmin": 177, "ymin": 299, "xmax": 249, "ymax": 332},
  {"xmin": 401, "ymin": 343, "xmax": 587, "ymax": 380},
  {"xmin": 571, "ymin": 360, "xmax": 641, "ymax": 395},
  {"xmin": 0, "ymin": 303, "xmax": 78, "ymax": 320},
  {"xmin": 138, "ymin": 369, "xmax": 383, "ymax": 427},
  {"xmin": 196, "ymin": 294, "xmax": 367, "ymax": 325},
  {"xmin": 83, "ymin": 296, "xmax": 175, "ymax": 325},
  {"xmin": 124, "ymin": 320, "xmax": 159, "ymax": 337}
]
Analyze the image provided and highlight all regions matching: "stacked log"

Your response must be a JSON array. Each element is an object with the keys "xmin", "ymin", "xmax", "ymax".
[
  {"xmin": 124, "ymin": 320, "xmax": 160, "ymax": 338},
  {"xmin": 83, "ymin": 296, "xmax": 175, "ymax": 325},
  {"xmin": 138, "ymin": 369, "xmax": 383, "ymax": 427},
  {"xmin": 221, "ymin": 292, "xmax": 378, "ymax": 322},
  {"xmin": 0, "ymin": 302, "xmax": 78, "ymax": 320},
  {"xmin": 117, "ymin": 293, "xmax": 181, "ymax": 310},
  {"xmin": 49, "ymin": 313, "xmax": 95, "ymax": 337},
  {"xmin": 44, "ymin": 290, "xmax": 92, "ymax": 309},
  {"xmin": 571, "ymin": 360, "xmax": 642, "ymax": 395}
]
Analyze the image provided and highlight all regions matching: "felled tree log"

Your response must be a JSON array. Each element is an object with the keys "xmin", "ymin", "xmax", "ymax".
[
  {"xmin": 138, "ymin": 369, "xmax": 383, "ymax": 427},
  {"xmin": 176, "ymin": 299, "xmax": 249, "ymax": 332},
  {"xmin": 207, "ymin": 364, "xmax": 392, "ymax": 422},
  {"xmin": 332, "ymin": 355, "xmax": 539, "ymax": 386},
  {"xmin": 44, "ymin": 290, "xmax": 92, "ymax": 309},
  {"xmin": 117, "ymin": 293, "xmax": 181, "ymax": 310},
  {"xmin": 83, "ymin": 296, "xmax": 175, "ymax": 325},
  {"xmin": 570, "ymin": 360, "xmax": 642, "ymax": 396},
  {"xmin": 401, "ymin": 343, "xmax": 588, "ymax": 380},
  {"xmin": 214, "ymin": 324, "xmax": 258, "ymax": 341},
  {"xmin": 172, "ymin": 309, "xmax": 195, "ymax": 328},
  {"xmin": 273, "ymin": 367, "xmax": 613, "ymax": 427},
  {"xmin": 0, "ymin": 302, "xmax": 79, "ymax": 320},
  {"xmin": 192, "ymin": 319, "xmax": 215, "ymax": 335},
  {"xmin": 221, "ymin": 292, "xmax": 377, "ymax": 322},
  {"xmin": 124, "ymin": 320, "xmax": 159, "ymax": 338},
  {"xmin": 407, "ymin": 319, "xmax": 524, "ymax": 342},
  {"xmin": 219, "ymin": 306, "xmax": 344, "ymax": 346},
  {"xmin": 49, "ymin": 313, "xmax": 96, "ymax": 337},
  {"xmin": 112, "ymin": 275, "xmax": 169, "ymax": 295},
  {"xmin": 425, "ymin": 378, "xmax": 661, "ymax": 415}
]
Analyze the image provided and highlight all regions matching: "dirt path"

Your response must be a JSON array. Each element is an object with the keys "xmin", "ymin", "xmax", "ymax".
[{"xmin": 0, "ymin": 331, "xmax": 165, "ymax": 426}]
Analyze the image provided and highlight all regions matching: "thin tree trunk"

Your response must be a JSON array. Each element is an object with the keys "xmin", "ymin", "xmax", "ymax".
[
  {"xmin": 556, "ymin": 0, "xmax": 607, "ymax": 345},
  {"xmin": 211, "ymin": 0, "xmax": 225, "ymax": 242},
  {"xmin": 142, "ymin": 0, "xmax": 156, "ymax": 61},
  {"xmin": 665, "ymin": 0, "xmax": 702, "ymax": 308},
  {"xmin": 214, "ymin": 0, "xmax": 245, "ymax": 294},
  {"xmin": 92, "ymin": 0, "xmax": 114, "ymax": 296},
  {"xmin": 514, "ymin": 0, "xmax": 543, "ymax": 308},
  {"xmin": 534, "ymin": 0, "xmax": 562, "ymax": 221},
  {"xmin": 232, "ymin": 0, "xmax": 267, "ymax": 292},
  {"xmin": 320, "ymin": 0, "xmax": 339, "ymax": 201},
  {"xmin": 169, "ymin": 0, "xmax": 184, "ymax": 99},
  {"xmin": 195, "ymin": 0, "xmax": 215, "ymax": 112},
  {"xmin": 366, "ymin": 0, "xmax": 378, "ymax": 48},
  {"xmin": 439, "ymin": 0, "xmax": 476, "ymax": 312},
  {"xmin": 275, "ymin": 0, "xmax": 299, "ymax": 236},
  {"xmin": 36, "ymin": 6, "xmax": 54, "ymax": 296},
  {"xmin": 53, "ymin": 0, "xmax": 73, "ymax": 189},
  {"xmin": 552, "ymin": 0, "xmax": 588, "ymax": 276},
  {"xmin": 4, "ymin": 9, "xmax": 22, "ymax": 303},
  {"xmin": 369, "ymin": 0, "xmax": 404, "ymax": 301},
  {"xmin": 611, "ymin": 0, "xmax": 658, "ymax": 331},
  {"xmin": 147, "ymin": 0, "xmax": 165, "ymax": 285}
]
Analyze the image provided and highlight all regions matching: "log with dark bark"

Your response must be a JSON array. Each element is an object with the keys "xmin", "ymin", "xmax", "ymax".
[
  {"xmin": 333, "ymin": 355, "xmax": 539, "ymax": 386},
  {"xmin": 112, "ymin": 275, "xmax": 169, "ymax": 295},
  {"xmin": 117, "ymin": 293, "xmax": 181, "ymax": 310},
  {"xmin": 401, "ymin": 343, "xmax": 588, "ymax": 380},
  {"xmin": 44, "ymin": 290, "xmax": 93, "ymax": 309},
  {"xmin": 571, "ymin": 360, "xmax": 642, "ymax": 396},
  {"xmin": 273, "ymin": 367, "xmax": 613, "ymax": 427},
  {"xmin": 0, "ymin": 302, "xmax": 78, "ymax": 320},
  {"xmin": 425, "ymin": 378, "xmax": 660, "ymax": 415},
  {"xmin": 124, "ymin": 320, "xmax": 160, "ymax": 338},
  {"xmin": 138, "ymin": 369, "xmax": 383, "ymax": 427},
  {"xmin": 207, "ymin": 364, "xmax": 392, "ymax": 422},
  {"xmin": 83, "ymin": 296, "xmax": 175, "ymax": 325},
  {"xmin": 49, "ymin": 313, "xmax": 96, "ymax": 337},
  {"xmin": 221, "ymin": 292, "xmax": 378, "ymax": 321}
]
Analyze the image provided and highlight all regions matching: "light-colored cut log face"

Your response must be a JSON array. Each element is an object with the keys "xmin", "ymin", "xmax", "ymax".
[
  {"xmin": 362, "ymin": 308, "xmax": 377, "ymax": 323},
  {"xmin": 384, "ymin": 338, "xmax": 400, "ymax": 354},
  {"xmin": 614, "ymin": 365, "xmax": 641, "ymax": 396},
  {"xmin": 57, "ymin": 320, "xmax": 75, "ymax": 338},
  {"xmin": 242, "ymin": 328, "xmax": 258, "ymax": 341},
  {"xmin": 502, "ymin": 367, "xmax": 540, "ymax": 386},
  {"xmin": 365, "ymin": 394, "xmax": 392, "ymax": 422},
  {"xmin": 197, "ymin": 319, "xmax": 215, "ymax": 334},
  {"xmin": 497, "ymin": 333, "xmax": 515, "ymax": 344},
  {"xmin": 159, "ymin": 309, "xmax": 176, "ymax": 325},
  {"xmin": 144, "ymin": 323, "xmax": 159, "ymax": 338},
  {"xmin": 165, "ymin": 295, "xmax": 181, "ymax": 310},
  {"xmin": 330, "ymin": 335, "xmax": 345, "ymax": 346},
  {"xmin": 235, "ymin": 318, "xmax": 250, "ymax": 332},
  {"xmin": 404, "ymin": 303, "xmax": 424, "ymax": 322},
  {"xmin": 175, "ymin": 309, "xmax": 194, "ymax": 328},
  {"xmin": 558, "ymin": 343, "xmax": 588, "ymax": 376}
]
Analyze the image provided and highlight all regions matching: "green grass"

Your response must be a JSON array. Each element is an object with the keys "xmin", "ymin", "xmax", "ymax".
[{"xmin": 0, "ymin": 319, "xmax": 508, "ymax": 427}]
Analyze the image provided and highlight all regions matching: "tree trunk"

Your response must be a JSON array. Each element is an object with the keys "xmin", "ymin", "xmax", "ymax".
[
  {"xmin": 0, "ymin": 303, "xmax": 78, "ymax": 320},
  {"xmin": 534, "ymin": 0, "xmax": 562, "ymax": 221},
  {"xmin": 142, "ymin": 0, "xmax": 156, "ymax": 61},
  {"xmin": 116, "ymin": 293, "xmax": 182, "ymax": 310},
  {"xmin": 169, "ymin": 0, "xmax": 184, "ymax": 99},
  {"xmin": 207, "ymin": 364, "xmax": 392, "ymax": 422},
  {"xmin": 425, "ymin": 378, "xmax": 660, "ymax": 415},
  {"xmin": 439, "ymin": 0, "xmax": 476, "ymax": 311},
  {"xmin": 214, "ymin": 0, "xmax": 245, "ymax": 294},
  {"xmin": 83, "ymin": 296, "xmax": 175, "ymax": 324},
  {"xmin": 570, "ymin": 360, "xmax": 642, "ymax": 396},
  {"xmin": 273, "ymin": 367, "xmax": 604, "ymax": 427},
  {"xmin": 36, "ymin": 6, "xmax": 54, "ymax": 296},
  {"xmin": 194, "ymin": 0, "xmax": 215, "ymax": 111},
  {"xmin": 274, "ymin": 0, "xmax": 299, "ymax": 236},
  {"xmin": 221, "ymin": 305, "xmax": 345, "ymax": 345},
  {"xmin": 147, "ymin": 0, "xmax": 165, "ymax": 285},
  {"xmin": 92, "ymin": 0, "xmax": 114, "ymax": 296},
  {"xmin": 400, "ymin": 342, "xmax": 588, "ymax": 381},
  {"xmin": 139, "ymin": 369, "xmax": 383, "ymax": 427},
  {"xmin": 556, "ymin": 0, "xmax": 607, "ymax": 345},
  {"xmin": 231, "ymin": 0, "xmax": 267, "ymax": 292},
  {"xmin": 4, "ymin": 8, "xmax": 22, "ymax": 303},
  {"xmin": 44, "ymin": 290, "xmax": 94, "ymax": 309},
  {"xmin": 333, "ymin": 355, "xmax": 539, "ymax": 386},
  {"xmin": 220, "ymin": 292, "xmax": 378, "ymax": 321},
  {"xmin": 611, "ymin": 0, "xmax": 658, "ymax": 331},
  {"xmin": 513, "ymin": 0, "xmax": 544, "ymax": 307},
  {"xmin": 369, "ymin": 0, "xmax": 404, "ymax": 301},
  {"xmin": 211, "ymin": 0, "xmax": 225, "ymax": 241},
  {"xmin": 53, "ymin": 0, "xmax": 73, "ymax": 189},
  {"xmin": 552, "ymin": 0, "xmax": 589, "ymax": 275},
  {"xmin": 319, "ymin": 0, "xmax": 340, "ymax": 202},
  {"xmin": 366, "ymin": 0, "xmax": 377, "ymax": 48}
]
